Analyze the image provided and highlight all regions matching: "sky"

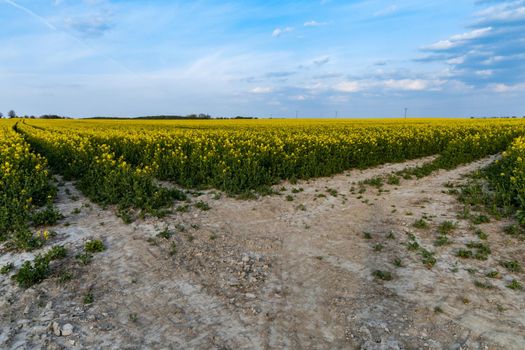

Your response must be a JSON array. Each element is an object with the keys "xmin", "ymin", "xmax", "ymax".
[{"xmin": 1, "ymin": 0, "xmax": 524, "ymax": 118}]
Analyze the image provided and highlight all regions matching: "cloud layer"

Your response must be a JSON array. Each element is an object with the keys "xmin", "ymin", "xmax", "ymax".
[{"xmin": 0, "ymin": 0, "xmax": 524, "ymax": 118}]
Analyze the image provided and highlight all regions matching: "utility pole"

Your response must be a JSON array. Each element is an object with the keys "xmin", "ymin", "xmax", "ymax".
[
  {"xmin": 404, "ymin": 108, "xmax": 408, "ymax": 119},
  {"xmin": 295, "ymin": 110, "xmax": 298, "ymax": 119},
  {"xmin": 335, "ymin": 110, "xmax": 338, "ymax": 118}
]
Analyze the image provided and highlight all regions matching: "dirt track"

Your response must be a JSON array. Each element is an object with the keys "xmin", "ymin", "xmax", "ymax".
[{"xmin": 1, "ymin": 155, "xmax": 524, "ymax": 349}]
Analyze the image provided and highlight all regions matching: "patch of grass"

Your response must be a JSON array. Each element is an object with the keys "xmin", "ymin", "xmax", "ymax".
[
  {"xmin": 471, "ymin": 214, "xmax": 490, "ymax": 225},
  {"xmin": 58, "ymin": 271, "xmax": 74, "ymax": 284},
  {"xmin": 386, "ymin": 174, "xmax": 400, "ymax": 185},
  {"xmin": 285, "ymin": 195, "xmax": 294, "ymax": 201},
  {"xmin": 194, "ymin": 201, "xmax": 210, "ymax": 211},
  {"xmin": 296, "ymin": 204, "xmax": 306, "ymax": 211},
  {"xmin": 476, "ymin": 229, "xmax": 488, "ymax": 240},
  {"xmin": 466, "ymin": 241, "xmax": 491, "ymax": 260},
  {"xmin": 486, "ymin": 270, "xmax": 500, "ymax": 278},
  {"xmin": 474, "ymin": 280, "xmax": 494, "ymax": 289},
  {"xmin": 46, "ymin": 245, "xmax": 67, "ymax": 260},
  {"xmin": 466, "ymin": 267, "xmax": 478, "ymax": 275},
  {"xmin": 456, "ymin": 249, "xmax": 473, "ymax": 259},
  {"xmin": 85, "ymin": 240, "xmax": 105, "ymax": 253},
  {"xmin": 504, "ymin": 224, "xmax": 523, "ymax": 237},
  {"xmin": 438, "ymin": 221, "xmax": 457, "ymax": 235},
  {"xmin": 1, "ymin": 262, "xmax": 14, "ymax": 275},
  {"xmin": 176, "ymin": 204, "xmax": 190, "ymax": 213},
  {"xmin": 129, "ymin": 313, "xmax": 138, "ymax": 322},
  {"xmin": 31, "ymin": 205, "xmax": 63, "ymax": 226},
  {"xmin": 117, "ymin": 208, "xmax": 134, "ymax": 224},
  {"xmin": 76, "ymin": 252, "xmax": 93, "ymax": 265},
  {"xmin": 11, "ymin": 228, "xmax": 45, "ymax": 252},
  {"xmin": 363, "ymin": 177, "xmax": 383, "ymax": 188},
  {"xmin": 386, "ymin": 231, "xmax": 395, "ymax": 240},
  {"xmin": 363, "ymin": 232, "xmax": 372, "ymax": 239},
  {"xmin": 157, "ymin": 228, "xmax": 174, "ymax": 239},
  {"xmin": 501, "ymin": 260, "xmax": 522, "ymax": 273},
  {"xmin": 434, "ymin": 306, "xmax": 444, "ymax": 314},
  {"xmin": 83, "ymin": 292, "xmax": 94, "ymax": 304},
  {"xmin": 372, "ymin": 270, "xmax": 392, "ymax": 281},
  {"xmin": 507, "ymin": 279, "xmax": 523, "ymax": 291},
  {"xmin": 373, "ymin": 243, "xmax": 384, "ymax": 252},
  {"xmin": 392, "ymin": 258, "xmax": 403, "ymax": 267},
  {"xmin": 326, "ymin": 188, "xmax": 338, "ymax": 197},
  {"xmin": 413, "ymin": 218, "xmax": 429, "ymax": 229},
  {"xmin": 72, "ymin": 208, "xmax": 81, "ymax": 215},
  {"xmin": 420, "ymin": 249, "xmax": 437, "ymax": 268},
  {"xmin": 13, "ymin": 255, "xmax": 50, "ymax": 288},
  {"xmin": 434, "ymin": 235, "xmax": 450, "ymax": 247},
  {"xmin": 407, "ymin": 241, "xmax": 420, "ymax": 251}
]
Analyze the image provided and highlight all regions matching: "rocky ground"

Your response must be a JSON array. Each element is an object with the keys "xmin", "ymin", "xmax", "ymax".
[{"xmin": 1, "ymin": 155, "xmax": 524, "ymax": 350}]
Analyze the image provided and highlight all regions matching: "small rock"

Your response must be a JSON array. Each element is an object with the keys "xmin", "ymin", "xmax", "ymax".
[
  {"xmin": 245, "ymin": 293, "xmax": 256, "ymax": 299},
  {"xmin": 242, "ymin": 255, "xmax": 250, "ymax": 263},
  {"xmin": 52, "ymin": 322, "xmax": 61, "ymax": 336},
  {"xmin": 61, "ymin": 324, "xmax": 73, "ymax": 336},
  {"xmin": 44, "ymin": 302, "xmax": 53, "ymax": 311}
]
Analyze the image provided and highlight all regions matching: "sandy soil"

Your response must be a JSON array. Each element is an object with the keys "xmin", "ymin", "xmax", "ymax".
[{"xmin": 1, "ymin": 155, "xmax": 524, "ymax": 350}]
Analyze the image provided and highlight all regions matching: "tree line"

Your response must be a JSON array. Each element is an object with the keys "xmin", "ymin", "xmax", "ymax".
[{"xmin": 0, "ymin": 111, "xmax": 68, "ymax": 119}]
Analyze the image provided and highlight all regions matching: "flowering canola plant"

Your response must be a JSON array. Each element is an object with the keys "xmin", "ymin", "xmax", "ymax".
[
  {"xmin": 0, "ymin": 121, "xmax": 55, "ymax": 241},
  {"xmin": 19, "ymin": 118, "xmax": 525, "ymax": 195}
]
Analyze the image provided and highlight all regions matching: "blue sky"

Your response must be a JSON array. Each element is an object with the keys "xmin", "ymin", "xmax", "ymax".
[{"xmin": 1, "ymin": 0, "xmax": 524, "ymax": 118}]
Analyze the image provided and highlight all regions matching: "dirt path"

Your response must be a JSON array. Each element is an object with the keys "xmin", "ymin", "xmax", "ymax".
[{"xmin": 1, "ymin": 155, "xmax": 524, "ymax": 349}]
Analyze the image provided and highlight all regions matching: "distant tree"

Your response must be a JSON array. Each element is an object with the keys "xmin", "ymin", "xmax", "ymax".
[
  {"xmin": 0, "ymin": 112, "xmax": 3, "ymax": 118},
  {"xmin": 39, "ymin": 114, "xmax": 65, "ymax": 119},
  {"xmin": 8, "ymin": 110, "xmax": 16, "ymax": 118}
]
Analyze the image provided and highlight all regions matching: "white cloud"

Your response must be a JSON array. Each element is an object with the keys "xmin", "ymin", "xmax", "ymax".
[
  {"xmin": 423, "ymin": 27, "xmax": 492, "ymax": 51},
  {"xmin": 450, "ymin": 27, "xmax": 493, "ymax": 41},
  {"xmin": 491, "ymin": 83, "xmax": 525, "ymax": 93},
  {"xmin": 272, "ymin": 27, "xmax": 293, "ymax": 37},
  {"xmin": 251, "ymin": 87, "xmax": 273, "ymax": 94},
  {"xmin": 476, "ymin": 2, "xmax": 525, "ymax": 23},
  {"xmin": 382, "ymin": 79, "xmax": 430, "ymax": 91},
  {"xmin": 290, "ymin": 95, "xmax": 307, "ymax": 101},
  {"xmin": 446, "ymin": 56, "xmax": 466, "ymax": 65},
  {"xmin": 304, "ymin": 20, "xmax": 326, "ymax": 27},
  {"xmin": 335, "ymin": 81, "xmax": 362, "ymax": 93},
  {"xmin": 475, "ymin": 69, "xmax": 493, "ymax": 76},
  {"xmin": 334, "ymin": 78, "xmax": 445, "ymax": 93}
]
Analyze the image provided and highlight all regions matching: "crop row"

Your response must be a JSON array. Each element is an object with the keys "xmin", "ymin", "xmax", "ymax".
[
  {"xmin": 0, "ymin": 122, "xmax": 56, "ymax": 249},
  {"xmin": 17, "ymin": 122, "xmax": 185, "ymax": 218},
  {"xmin": 21, "ymin": 119, "xmax": 525, "ymax": 194}
]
